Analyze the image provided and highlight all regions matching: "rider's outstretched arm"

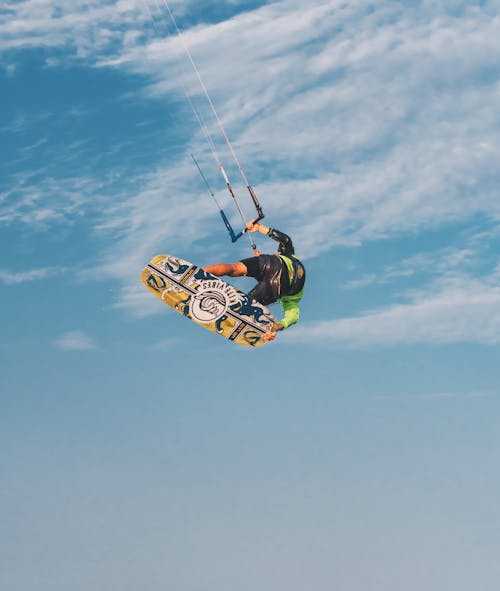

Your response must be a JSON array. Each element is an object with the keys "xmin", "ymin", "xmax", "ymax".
[
  {"xmin": 246, "ymin": 222, "xmax": 294, "ymax": 253},
  {"xmin": 204, "ymin": 262, "xmax": 248, "ymax": 276},
  {"xmin": 246, "ymin": 221, "xmax": 270, "ymax": 234}
]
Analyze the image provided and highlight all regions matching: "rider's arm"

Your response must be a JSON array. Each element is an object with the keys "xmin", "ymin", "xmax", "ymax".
[
  {"xmin": 264, "ymin": 305, "xmax": 297, "ymax": 341},
  {"xmin": 247, "ymin": 222, "xmax": 270, "ymax": 234},
  {"xmin": 246, "ymin": 223, "xmax": 294, "ymax": 253}
]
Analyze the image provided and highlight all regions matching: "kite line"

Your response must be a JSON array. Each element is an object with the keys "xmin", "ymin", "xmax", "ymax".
[{"xmin": 139, "ymin": 0, "xmax": 265, "ymax": 250}]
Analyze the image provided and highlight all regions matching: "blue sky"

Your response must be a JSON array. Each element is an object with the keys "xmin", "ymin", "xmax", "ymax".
[{"xmin": 1, "ymin": 1, "xmax": 500, "ymax": 590}]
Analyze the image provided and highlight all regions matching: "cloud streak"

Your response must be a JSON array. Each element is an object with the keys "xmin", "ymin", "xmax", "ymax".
[
  {"xmin": 86, "ymin": 0, "xmax": 500, "ymax": 254},
  {"xmin": 341, "ymin": 246, "xmax": 478, "ymax": 290},
  {"xmin": 0, "ymin": 266, "xmax": 67, "ymax": 285},
  {"xmin": 3, "ymin": 0, "xmax": 500, "ymax": 345},
  {"xmin": 54, "ymin": 330, "xmax": 99, "ymax": 351},
  {"xmin": 284, "ymin": 272, "xmax": 500, "ymax": 348},
  {"xmin": 4, "ymin": 1, "xmax": 500, "ymax": 248}
]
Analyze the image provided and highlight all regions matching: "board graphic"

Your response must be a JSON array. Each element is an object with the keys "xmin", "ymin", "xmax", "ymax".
[{"xmin": 141, "ymin": 255, "xmax": 278, "ymax": 347}]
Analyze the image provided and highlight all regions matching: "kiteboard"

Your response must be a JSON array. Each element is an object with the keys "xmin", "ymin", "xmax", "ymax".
[{"xmin": 141, "ymin": 254, "xmax": 279, "ymax": 347}]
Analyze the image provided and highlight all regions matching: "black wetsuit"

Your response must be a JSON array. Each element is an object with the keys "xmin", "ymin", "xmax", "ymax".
[{"xmin": 240, "ymin": 228, "xmax": 306, "ymax": 306}]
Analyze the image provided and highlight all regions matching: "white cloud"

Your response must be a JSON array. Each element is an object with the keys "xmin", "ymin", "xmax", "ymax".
[
  {"xmin": 0, "ymin": 169, "xmax": 101, "ymax": 227},
  {"xmin": 0, "ymin": 266, "xmax": 66, "ymax": 285},
  {"xmin": 341, "ymin": 247, "xmax": 478, "ymax": 290},
  {"xmin": 88, "ymin": 0, "xmax": 500, "ymax": 319},
  {"xmin": 81, "ymin": 0, "xmax": 500, "ymax": 255},
  {"xmin": 3, "ymin": 0, "xmax": 500, "ymax": 340},
  {"xmin": 283, "ymin": 273, "xmax": 500, "ymax": 348},
  {"xmin": 149, "ymin": 337, "xmax": 184, "ymax": 352},
  {"xmin": 0, "ymin": 0, "xmax": 211, "ymax": 56},
  {"xmin": 54, "ymin": 330, "xmax": 99, "ymax": 351},
  {"xmin": 4, "ymin": 1, "xmax": 500, "ymax": 247}
]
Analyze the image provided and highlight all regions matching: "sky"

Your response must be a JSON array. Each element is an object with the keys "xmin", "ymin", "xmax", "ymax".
[{"xmin": 1, "ymin": 1, "xmax": 500, "ymax": 590}]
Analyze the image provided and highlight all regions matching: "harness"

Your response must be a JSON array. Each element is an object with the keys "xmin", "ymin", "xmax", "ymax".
[{"xmin": 279, "ymin": 255, "xmax": 306, "ymax": 296}]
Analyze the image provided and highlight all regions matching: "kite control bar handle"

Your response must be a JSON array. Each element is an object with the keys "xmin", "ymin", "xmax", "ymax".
[
  {"xmin": 242, "ymin": 212, "xmax": 265, "ymax": 234},
  {"xmin": 220, "ymin": 209, "xmax": 242, "ymax": 243}
]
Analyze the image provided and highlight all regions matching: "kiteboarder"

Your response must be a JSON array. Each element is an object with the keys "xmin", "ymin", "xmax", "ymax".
[
  {"xmin": 142, "ymin": 2, "xmax": 305, "ymax": 345},
  {"xmin": 204, "ymin": 222, "xmax": 306, "ymax": 341}
]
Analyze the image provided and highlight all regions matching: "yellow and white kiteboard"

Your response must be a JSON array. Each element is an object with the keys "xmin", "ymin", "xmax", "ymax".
[{"xmin": 141, "ymin": 254, "xmax": 278, "ymax": 347}]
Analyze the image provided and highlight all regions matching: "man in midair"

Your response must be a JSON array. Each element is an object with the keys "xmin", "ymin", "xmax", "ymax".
[{"xmin": 204, "ymin": 222, "xmax": 306, "ymax": 341}]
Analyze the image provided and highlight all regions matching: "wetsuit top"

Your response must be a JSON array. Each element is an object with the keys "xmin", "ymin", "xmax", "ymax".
[{"xmin": 267, "ymin": 228, "xmax": 306, "ymax": 329}]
